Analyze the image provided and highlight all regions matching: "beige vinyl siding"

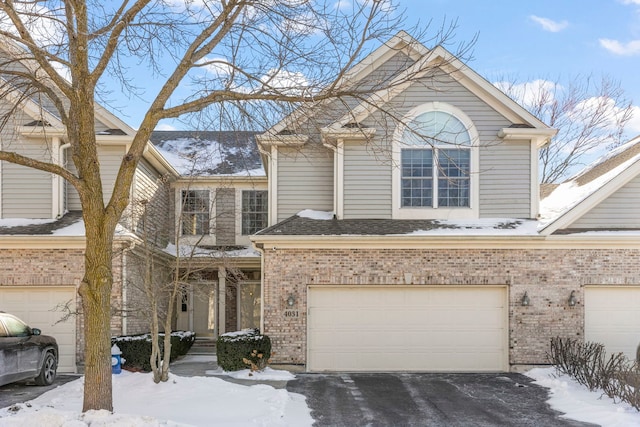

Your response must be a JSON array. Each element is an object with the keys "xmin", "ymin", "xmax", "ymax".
[
  {"xmin": 2, "ymin": 135, "xmax": 53, "ymax": 218},
  {"xmin": 65, "ymin": 147, "xmax": 80, "ymax": 211},
  {"xmin": 343, "ymin": 141, "xmax": 392, "ymax": 218},
  {"xmin": 570, "ymin": 175, "xmax": 640, "ymax": 229},
  {"xmin": 129, "ymin": 159, "xmax": 170, "ymax": 243},
  {"xmin": 479, "ymin": 141, "xmax": 531, "ymax": 217},
  {"xmin": 277, "ymin": 145, "xmax": 333, "ymax": 222},
  {"xmin": 347, "ymin": 69, "xmax": 529, "ymax": 218},
  {"xmin": 66, "ymin": 145, "xmax": 125, "ymax": 209}
]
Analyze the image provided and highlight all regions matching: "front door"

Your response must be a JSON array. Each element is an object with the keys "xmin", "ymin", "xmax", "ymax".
[{"xmin": 176, "ymin": 284, "xmax": 217, "ymax": 338}]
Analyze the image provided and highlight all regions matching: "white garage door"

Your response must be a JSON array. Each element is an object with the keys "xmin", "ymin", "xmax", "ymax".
[
  {"xmin": 0, "ymin": 287, "xmax": 77, "ymax": 373},
  {"xmin": 307, "ymin": 286, "xmax": 508, "ymax": 372},
  {"xmin": 585, "ymin": 286, "xmax": 640, "ymax": 361}
]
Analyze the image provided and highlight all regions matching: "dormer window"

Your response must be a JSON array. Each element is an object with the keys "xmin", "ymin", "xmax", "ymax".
[{"xmin": 392, "ymin": 102, "xmax": 479, "ymax": 219}]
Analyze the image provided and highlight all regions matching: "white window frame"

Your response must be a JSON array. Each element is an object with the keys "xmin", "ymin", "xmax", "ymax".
[
  {"xmin": 392, "ymin": 102, "xmax": 480, "ymax": 219},
  {"xmin": 179, "ymin": 188, "xmax": 212, "ymax": 237},
  {"xmin": 240, "ymin": 190, "xmax": 268, "ymax": 236}
]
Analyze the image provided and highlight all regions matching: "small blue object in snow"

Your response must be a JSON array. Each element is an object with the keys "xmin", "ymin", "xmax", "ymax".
[{"xmin": 111, "ymin": 344, "xmax": 122, "ymax": 374}]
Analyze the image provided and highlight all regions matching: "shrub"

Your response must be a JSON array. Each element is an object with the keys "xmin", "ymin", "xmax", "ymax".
[
  {"xmin": 216, "ymin": 328, "xmax": 271, "ymax": 372},
  {"xmin": 112, "ymin": 331, "xmax": 196, "ymax": 371},
  {"xmin": 548, "ymin": 336, "xmax": 638, "ymax": 409}
]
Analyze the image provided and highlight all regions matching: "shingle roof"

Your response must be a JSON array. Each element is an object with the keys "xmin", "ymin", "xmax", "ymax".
[
  {"xmin": 257, "ymin": 215, "xmax": 530, "ymax": 236},
  {"xmin": 149, "ymin": 130, "xmax": 263, "ymax": 176},
  {"xmin": 0, "ymin": 211, "xmax": 82, "ymax": 235}
]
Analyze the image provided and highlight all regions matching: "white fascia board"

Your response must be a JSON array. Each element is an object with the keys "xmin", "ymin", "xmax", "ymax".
[
  {"xmin": 143, "ymin": 142, "xmax": 180, "ymax": 177},
  {"xmin": 0, "ymin": 235, "xmax": 86, "ymax": 249},
  {"xmin": 540, "ymin": 157, "xmax": 640, "ymax": 235},
  {"xmin": 265, "ymin": 31, "xmax": 427, "ymax": 136},
  {"xmin": 320, "ymin": 127, "xmax": 376, "ymax": 144},
  {"xmin": 251, "ymin": 232, "xmax": 640, "ymax": 250},
  {"xmin": 256, "ymin": 134, "xmax": 308, "ymax": 146},
  {"xmin": 498, "ymin": 128, "xmax": 558, "ymax": 148},
  {"xmin": 173, "ymin": 175, "xmax": 268, "ymax": 185}
]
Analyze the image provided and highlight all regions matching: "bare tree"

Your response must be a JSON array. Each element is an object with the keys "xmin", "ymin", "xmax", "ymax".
[
  {"xmin": 495, "ymin": 76, "xmax": 633, "ymax": 183},
  {"xmin": 0, "ymin": 0, "xmax": 469, "ymax": 411}
]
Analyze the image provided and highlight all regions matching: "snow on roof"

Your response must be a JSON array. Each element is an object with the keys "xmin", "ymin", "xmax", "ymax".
[
  {"xmin": 163, "ymin": 243, "xmax": 260, "ymax": 258},
  {"xmin": 539, "ymin": 144, "xmax": 640, "ymax": 227},
  {"xmin": 150, "ymin": 131, "xmax": 265, "ymax": 177},
  {"xmin": 297, "ymin": 209, "xmax": 334, "ymax": 220},
  {"xmin": 407, "ymin": 218, "xmax": 540, "ymax": 236}
]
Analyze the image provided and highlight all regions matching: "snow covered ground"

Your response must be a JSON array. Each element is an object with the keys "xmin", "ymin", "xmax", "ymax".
[
  {"xmin": 1, "ymin": 367, "xmax": 640, "ymax": 426},
  {"xmin": 0, "ymin": 370, "xmax": 313, "ymax": 427},
  {"xmin": 527, "ymin": 368, "xmax": 640, "ymax": 426}
]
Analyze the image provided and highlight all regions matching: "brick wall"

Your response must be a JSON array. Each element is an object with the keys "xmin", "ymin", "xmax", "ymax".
[
  {"xmin": 0, "ymin": 246, "xmax": 129, "ymax": 367},
  {"xmin": 262, "ymin": 247, "xmax": 640, "ymax": 369}
]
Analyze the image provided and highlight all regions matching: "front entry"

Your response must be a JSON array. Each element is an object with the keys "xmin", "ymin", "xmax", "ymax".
[
  {"xmin": 176, "ymin": 280, "xmax": 262, "ymax": 338},
  {"xmin": 176, "ymin": 283, "xmax": 217, "ymax": 338}
]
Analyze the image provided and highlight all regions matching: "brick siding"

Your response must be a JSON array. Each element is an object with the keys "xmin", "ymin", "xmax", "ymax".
[{"xmin": 262, "ymin": 247, "xmax": 640, "ymax": 370}]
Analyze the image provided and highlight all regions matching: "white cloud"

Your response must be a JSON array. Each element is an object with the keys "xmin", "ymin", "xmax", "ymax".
[
  {"xmin": 0, "ymin": 3, "xmax": 66, "ymax": 48},
  {"xmin": 599, "ymin": 38, "xmax": 640, "ymax": 55},
  {"xmin": 621, "ymin": 0, "xmax": 640, "ymax": 5},
  {"xmin": 196, "ymin": 57, "xmax": 234, "ymax": 77},
  {"xmin": 568, "ymin": 96, "xmax": 632, "ymax": 131},
  {"xmin": 260, "ymin": 69, "xmax": 309, "ymax": 95},
  {"xmin": 154, "ymin": 123, "xmax": 178, "ymax": 131},
  {"xmin": 494, "ymin": 79, "xmax": 559, "ymax": 110},
  {"xmin": 627, "ymin": 105, "xmax": 640, "ymax": 133},
  {"xmin": 530, "ymin": 15, "xmax": 569, "ymax": 32}
]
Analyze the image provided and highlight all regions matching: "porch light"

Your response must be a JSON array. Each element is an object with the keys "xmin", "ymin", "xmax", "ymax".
[
  {"xmin": 521, "ymin": 292, "xmax": 530, "ymax": 307},
  {"xmin": 568, "ymin": 291, "xmax": 577, "ymax": 307},
  {"xmin": 286, "ymin": 294, "xmax": 296, "ymax": 307}
]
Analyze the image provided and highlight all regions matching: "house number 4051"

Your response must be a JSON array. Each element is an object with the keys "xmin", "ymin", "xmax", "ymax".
[{"xmin": 284, "ymin": 310, "xmax": 299, "ymax": 318}]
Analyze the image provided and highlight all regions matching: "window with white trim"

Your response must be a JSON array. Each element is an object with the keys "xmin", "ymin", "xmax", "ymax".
[
  {"xmin": 393, "ymin": 103, "xmax": 478, "ymax": 219},
  {"xmin": 401, "ymin": 110, "xmax": 472, "ymax": 207},
  {"xmin": 241, "ymin": 190, "xmax": 268, "ymax": 235},
  {"xmin": 181, "ymin": 190, "xmax": 210, "ymax": 235}
]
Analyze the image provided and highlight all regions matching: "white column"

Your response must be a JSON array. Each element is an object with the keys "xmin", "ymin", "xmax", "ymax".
[{"xmin": 218, "ymin": 267, "xmax": 226, "ymax": 335}]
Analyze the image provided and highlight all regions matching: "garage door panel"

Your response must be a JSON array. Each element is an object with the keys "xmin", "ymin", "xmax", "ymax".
[
  {"xmin": 585, "ymin": 287, "xmax": 640, "ymax": 361},
  {"xmin": 0, "ymin": 287, "xmax": 76, "ymax": 373},
  {"xmin": 308, "ymin": 286, "xmax": 507, "ymax": 372}
]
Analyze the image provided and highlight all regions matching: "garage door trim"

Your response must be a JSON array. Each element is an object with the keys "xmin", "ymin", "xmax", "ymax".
[{"xmin": 306, "ymin": 285, "xmax": 509, "ymax": 372}]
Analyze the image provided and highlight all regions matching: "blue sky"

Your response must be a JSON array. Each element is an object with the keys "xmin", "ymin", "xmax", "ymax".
[
  {"xmin": 137, "ymin": 0, "xmax": 640, "ymax": 136},
  {"xmin": 398, "ymin": 0, "xmax": 640, "ymax": 134}
]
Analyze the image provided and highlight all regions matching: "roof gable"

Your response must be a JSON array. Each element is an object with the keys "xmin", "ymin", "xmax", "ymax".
[{"xmin": 539, "ymin": 135, "xmax": 640, "ymax": 234}]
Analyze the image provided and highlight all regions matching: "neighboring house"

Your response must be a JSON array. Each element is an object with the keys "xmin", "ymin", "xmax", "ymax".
[
  {"xmin": 251, "ymin": 31, "xmax": 640, "ymax": 372},
  {"xmin": 0, "ymin": 95, "xmax": 177, "ymax": 374}
]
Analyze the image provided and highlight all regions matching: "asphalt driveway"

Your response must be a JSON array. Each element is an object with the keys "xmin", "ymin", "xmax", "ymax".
[
  {"xmin": 0, "ymin": 375, "xmax": 79, "ymax": 409},
  {"xmin": 286, "ymin": 372, "xmax": 597, "ymax": 427}
]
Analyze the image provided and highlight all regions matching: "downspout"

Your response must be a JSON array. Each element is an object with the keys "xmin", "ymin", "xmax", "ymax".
[
  {"xmin": 254, "ymin": 243, "xmax": 266, "ymax": 335},
  {"xmin": 59, "ymin": 142, "xmax": 71, "ymax": 217},
  {"xmin": 120, "ymin": 240, "xmax": 137, "ymax": 335}
]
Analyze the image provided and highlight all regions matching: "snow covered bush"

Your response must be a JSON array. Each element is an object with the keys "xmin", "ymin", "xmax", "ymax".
[
  {"xmin": 217, "ymin": 328, "xmax": 271, "ymax": 372},
  {"xmin": 112, "ymin": 331, "xmax": 195, "ymax": 371}
]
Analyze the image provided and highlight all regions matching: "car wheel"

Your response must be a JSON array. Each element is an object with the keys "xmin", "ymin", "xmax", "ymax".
[{"xmin": 35, "ymin": 352, "xmax": 57, "ymax": 386}]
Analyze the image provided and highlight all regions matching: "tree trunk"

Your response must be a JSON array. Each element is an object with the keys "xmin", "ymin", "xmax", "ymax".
[{"xmin": 78, "ymin": 219, "xmax": 115, "ymax": 412}]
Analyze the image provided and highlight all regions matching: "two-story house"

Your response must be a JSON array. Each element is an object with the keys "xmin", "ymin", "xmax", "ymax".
[
  {"xmin": 3, "ymin": 29, "xmax": 640, "ymax": 375},
  {"xmin": 251, "ymin": 31, "xmax": 640, "ymax": 373}
]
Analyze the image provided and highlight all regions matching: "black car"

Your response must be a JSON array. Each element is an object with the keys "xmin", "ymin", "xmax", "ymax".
[{"xmin": 0, "ymin": 312, "xmax": 58, "ymax": 386}]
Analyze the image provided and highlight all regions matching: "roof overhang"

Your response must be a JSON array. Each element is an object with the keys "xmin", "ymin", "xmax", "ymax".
[
  {"xmin": 498, "ymin": 127, "xmax": 558, "ymax": 148},
  {"xmin": 251, "ymin": 233, "xmax": 640, "ymax": 250}
]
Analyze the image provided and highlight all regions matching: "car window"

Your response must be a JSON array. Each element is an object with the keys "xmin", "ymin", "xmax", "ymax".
[
  {"xmin": 0, "ymin": 321, "xmax": 7, "ymax": 337},
  {"xmin": 2, "ymin": 315, "xmax": 31, "ymax": 337}
]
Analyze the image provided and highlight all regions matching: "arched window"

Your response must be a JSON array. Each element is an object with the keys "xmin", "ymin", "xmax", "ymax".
[{"xmin": 393, "ymin": 102, "xmax": 478, "ymax": 219}]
